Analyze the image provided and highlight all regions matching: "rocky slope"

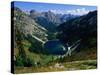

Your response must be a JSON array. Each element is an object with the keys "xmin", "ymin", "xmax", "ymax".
[{"xmin": 12, "ymin": 7, "xmax": 49, "ymax": 67}]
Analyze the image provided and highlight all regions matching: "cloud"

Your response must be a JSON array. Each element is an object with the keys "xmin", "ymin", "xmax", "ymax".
[
  {"xmin": 66, "ymin": 8, "xmax": 89, "ymax": 15},
  {"xmin": 50, "ymin": 9, "xmax": 64, "ymax": 14},
  {"xmin": 49, "ymin": 8, "xmax": 89, "ymax": 15}
]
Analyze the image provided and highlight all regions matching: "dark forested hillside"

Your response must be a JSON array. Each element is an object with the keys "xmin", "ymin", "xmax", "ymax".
[{"xmin": 57, "ymin": 10, "xmax": 97, "ymax": 48}]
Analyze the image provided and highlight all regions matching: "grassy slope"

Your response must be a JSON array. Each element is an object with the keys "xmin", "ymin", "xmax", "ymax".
[
  {"xmin": 15, "ymin": 60, "xmax": 97, "ymax": 73},
  {"xmin": 14, "ymin": 47, "xmax": 97, "ymax": 73}
]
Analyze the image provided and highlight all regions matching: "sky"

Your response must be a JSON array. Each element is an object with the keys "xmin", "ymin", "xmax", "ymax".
[{"xmin": 12, "ymin": 1, "xmax": 97, "ymax": 15}]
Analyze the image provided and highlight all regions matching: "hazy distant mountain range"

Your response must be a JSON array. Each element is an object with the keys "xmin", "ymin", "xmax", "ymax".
[{"xmin": 29, "ymin": 10, "xmax": 78, "ymax": 32}]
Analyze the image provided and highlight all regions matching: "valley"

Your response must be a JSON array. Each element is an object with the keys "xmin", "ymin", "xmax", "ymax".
[{"xmin": 12, "ymin": 5, "xmax": 97, "ymax": 73}]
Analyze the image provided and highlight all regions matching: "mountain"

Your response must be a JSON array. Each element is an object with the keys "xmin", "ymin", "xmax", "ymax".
[
  {"xmin": 57, "ymin": 10, "xmax": 97, "ymax": 48},
  {"xmin": 60, "ymin": 14, "xmax": 78, "ymax": 23},
  {"xmin": 29, "ymin": 10, "xmax": 77, "ymax": 32},
  {"xmin": 13, "ymin": 7, "xmax": 48, "ymax": 41},
  {"xmin": 12, "ymin": 7, "xmax": 49, "ymax": 65}
]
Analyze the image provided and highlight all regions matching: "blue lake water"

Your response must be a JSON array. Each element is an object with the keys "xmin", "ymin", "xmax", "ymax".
[{"xmin": 44, "ymin": 40, "xmax": 67, "ymax": 55}]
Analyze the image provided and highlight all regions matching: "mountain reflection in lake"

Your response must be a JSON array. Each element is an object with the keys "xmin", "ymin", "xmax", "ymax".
[{"xmin": 44, "ymin": 40, "xmax": 67, "ymax": 55}]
